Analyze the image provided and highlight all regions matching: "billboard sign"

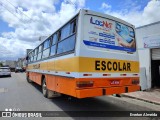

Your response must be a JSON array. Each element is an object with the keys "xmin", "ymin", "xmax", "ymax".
[
  {"xmin": 83, "ymin": 15, "xmax": 136, "ymax": 52},
  {"xmin": 143, "ymin": 35, "xmax": 160, "ymax": 48}
]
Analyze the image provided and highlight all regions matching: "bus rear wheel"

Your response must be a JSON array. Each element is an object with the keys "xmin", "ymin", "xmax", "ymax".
[
  {"xmin": 42, "ymin": 78, "xmax": 61, "ymax": 98},
  {"xmin": 42, "ymin": 78, "xmax": 48, "ymax": 98},
  {"xmin": 27, "ymin": 75, "xmax": 32, "ymax": 83}
]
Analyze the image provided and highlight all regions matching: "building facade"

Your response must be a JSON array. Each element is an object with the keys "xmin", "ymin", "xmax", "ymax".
[
  {"xmin": 136, "ymin": 21, "xmax": 160, "ymax": 90},
  {"xmin": 3, "ymin": 60, "xmax": 16, "ymax": 71}
]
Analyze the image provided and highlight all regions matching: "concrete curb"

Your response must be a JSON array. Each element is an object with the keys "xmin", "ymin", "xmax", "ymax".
[{"xmin": 121, "ymin": 94, "xmax": 160, "ymax": 106}]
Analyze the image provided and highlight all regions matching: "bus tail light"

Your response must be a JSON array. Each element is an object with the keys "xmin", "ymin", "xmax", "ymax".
[
  {"xmin": 83, "ymin": 74, "xmax": 92, "ymax": 76},
  {"xmin": 120, "ymin": 74, "xmax": 127, "ymax": 76},
  {"xmin": 103, "ymin": 74, "xmax": 111, "ymax": 76},
  {"xmin": 76, "ymin": 81, "xmax": 94, "ymax": 88},
  {"xmin": 133, "ymin": 74, "xmax": 138, "ymax": 76},
  {"xmin": 132, "ymin": 80, "xmax": 139, "ymax": 85}
]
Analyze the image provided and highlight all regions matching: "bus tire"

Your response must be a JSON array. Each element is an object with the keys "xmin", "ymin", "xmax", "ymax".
[
  {"xmin": 42, "ymin": 78, "xmax": 48, "ymax": 98},
  {"xmin": 42, "ymin": 78, "xmax": 61, "ymax": 98},
  {"xmin": 27, "ymin": 75, "xmax": 32, "ymax": 83}
]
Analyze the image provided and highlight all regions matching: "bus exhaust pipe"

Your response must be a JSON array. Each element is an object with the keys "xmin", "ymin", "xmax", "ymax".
[{"xmin": 47, "ymin": 90, "xmax": 61, "ymax": 99}]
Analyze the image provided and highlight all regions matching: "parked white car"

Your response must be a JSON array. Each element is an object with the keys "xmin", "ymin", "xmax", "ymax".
[{"xmin": 0, "ymin": 67, "xmax": 11, "ymax": 77}]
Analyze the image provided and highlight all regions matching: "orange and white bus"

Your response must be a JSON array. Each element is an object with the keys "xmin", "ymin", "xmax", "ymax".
[{"xmin": 26, "ymin": 9, "xmax": 140, "ymax": 99}]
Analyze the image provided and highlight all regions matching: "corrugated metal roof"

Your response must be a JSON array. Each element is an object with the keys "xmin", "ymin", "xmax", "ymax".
[{"xmin": 136, "ymin": 21, "xmax": 160, "ymax": 29}]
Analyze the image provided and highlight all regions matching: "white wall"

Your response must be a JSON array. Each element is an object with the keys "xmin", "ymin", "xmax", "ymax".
[{"xmin": 136, "ymin": 21, "xmax": 160, "ymax": 89}]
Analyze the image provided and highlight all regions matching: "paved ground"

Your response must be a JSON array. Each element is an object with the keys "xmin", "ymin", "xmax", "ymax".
[
  {"xmin": 123, "ymin": 89, "xmax": 160, "ymax": 105},
  {"xmin": 0, "ymin": 72, "xmax": 160, "ymax": 120}
]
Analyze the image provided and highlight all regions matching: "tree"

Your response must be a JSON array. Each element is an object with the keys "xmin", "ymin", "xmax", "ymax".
[{"xmin": 0, "ymin": 62, "xmax": 3, "ymax": 67}]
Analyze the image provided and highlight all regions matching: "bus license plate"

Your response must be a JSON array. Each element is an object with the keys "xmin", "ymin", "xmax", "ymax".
[{"xmin": 110, "ymin": 80, "xmax": 120, "ymax": 85}]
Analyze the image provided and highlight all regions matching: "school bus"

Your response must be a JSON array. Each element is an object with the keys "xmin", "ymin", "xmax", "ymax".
[{"xmin": 26, "ymin": 9, "xmax": 140, "ymax": 98}]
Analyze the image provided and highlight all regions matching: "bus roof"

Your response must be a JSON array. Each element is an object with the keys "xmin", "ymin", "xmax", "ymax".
[
  {"xmin": 28, "ymin": 9, "xmax": 135, "ymax": 55},
  {"xmin": 81, "ymin": 9, "xmax": 135, "ymax": 27}
]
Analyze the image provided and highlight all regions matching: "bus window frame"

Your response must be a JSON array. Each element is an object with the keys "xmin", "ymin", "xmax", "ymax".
[
  {"xmin": 56, "ymin": 18, "xmax": 77, "ymax": 56},
  {"xmin": 36, "ymin": 44, "xmax": 43, "ymax": 61},
  {"xmin": 42, "ymin": 38, "xmax": 51, "ymax": 59},
  {"xmin": 28, "ymin": 15, "xmax": 78, "ymax": 63},
  {"xmin": 33, "ymin": 48, "xmax": 38, "ymax": 61},
  {"xmin": 50, "ymin": 33, "xmax": 58, "ymax": 57}
]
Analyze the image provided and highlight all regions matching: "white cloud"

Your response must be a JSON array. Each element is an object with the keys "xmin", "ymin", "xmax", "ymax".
[
  {"xmin": 101, "ymin": 0, "xmax": 160, "ymax": 27},
  {"xmin": 2, "ymin": 0, "xmax": 159, "ymax": 60},
  {"xmin": 0, "ymin": 37, "xmax": 34, "ymax": 60},
  {"xmin": 0, "ymin": 0, "xmax": 85, "ymax": 60},
  {"xmin": 101, "ymin": 2, "xmax": 111, "ymax": 10}
]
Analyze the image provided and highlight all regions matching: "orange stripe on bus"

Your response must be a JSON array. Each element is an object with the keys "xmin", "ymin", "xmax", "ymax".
[{"xmin": 28, "ymin": 72, "xmax": 140, "ymax": 98}]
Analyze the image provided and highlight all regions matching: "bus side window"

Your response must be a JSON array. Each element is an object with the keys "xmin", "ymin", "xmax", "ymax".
[
  {"xmin": 32, "ymin": 50, "xmax": 34, "ymax": 62},
  {"xmin": 57, "ymin": 34, "xmax": 76, "ymax": 54},
  {"xmin": 38, "ymin": 45, "xmax": 42, "ymax": 53},
  {"xmin": 29, "ymin": 53, "xmax": 32, "ymax": 62},
  {"xmin": 37, "ymin": 45, "xmax": 43, "ymax": 60},
  {"xmin": 37, "ymin": 53, "xmax": 42, "ymax": 60},
  {"xmin": 43, "ymin": 39, "xmax": 50, "ymax": 50},
  {"xmin": 61, "ymin": 24, "xmax": 70, "ymax": 40},
  {"xmin": 30, "ymin": 52, "xmax": 33, "ymax": 62},
  {"xmin": 70, "ymin": 19, "xmax": 77, "ymax": 34},
  {"xmin": 50, "ymin": 34, "xmax": 58, "ymax": 56},
  {"xmin": 52, "ymin": 34, "xmax": 58, "ymax": 45},
  {"xmin": 34, "ymin": 48, "xmax": 38, "ymax": 61},
  {"xmin": 42, "ymin": 39, "xmax": 50, "ymax": 59},
  {"xmin": 28, "ymin": 54, "xmax": 31, "ymax": 62},
  {"xmin": 56, "ymin": 18, "xmax": 77, "ymax": 55}
]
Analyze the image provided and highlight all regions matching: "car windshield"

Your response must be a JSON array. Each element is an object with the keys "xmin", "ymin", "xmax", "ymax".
[{"xmin": 0, "ymin": 68, "xmax": 10, "ymax": 72}]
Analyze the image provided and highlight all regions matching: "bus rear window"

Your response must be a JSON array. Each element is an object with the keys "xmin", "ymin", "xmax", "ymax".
[{"xmin": 83, "ymin": 15, "xmax": 136, "ymax": 53}]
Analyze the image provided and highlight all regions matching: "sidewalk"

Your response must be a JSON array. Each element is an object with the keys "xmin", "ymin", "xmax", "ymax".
[{"xmin": 122, "ymin": 89, "xmax": 160, "ymax": 105}]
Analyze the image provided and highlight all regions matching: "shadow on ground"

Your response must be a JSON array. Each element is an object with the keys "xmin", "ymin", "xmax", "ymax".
[
  {"xmin": 0, "ymin": 76, "xmax": 11, "ymax": 78},
  {"xmin": 28, "ymin": 81, "xmax": 139, "ymax": 118}
]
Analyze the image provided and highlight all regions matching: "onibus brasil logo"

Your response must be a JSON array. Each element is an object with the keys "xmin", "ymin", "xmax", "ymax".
[{"xmin": 1, "ymin": 108, "xmax": 42, "ymax": 118}]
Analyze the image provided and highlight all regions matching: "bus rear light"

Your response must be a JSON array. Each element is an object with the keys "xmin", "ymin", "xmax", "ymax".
[
  {"xmin": 132, "ymin": 80, "xmax": 139, "ymax": 85},
  {"xmin": 120, "ymin": 74, "xmax": 127, "ymax": 76},
  {"xmin": 83, "ymin": 74, "xmax": 92, "ymax": 76},
  {"xmin": 66, "ymin": 72, "xmax": 70, "ymax": 74},
  {"xmin": 133, "ymin": 74, "xmax": 138, "ymax": 76},
  {"xmin": 76, "ymin": 81, "xmax": 94, "ymax": 88},
  {"xmin": 103, "ymin": 74, "xmax": 111, "ymax": 76}
]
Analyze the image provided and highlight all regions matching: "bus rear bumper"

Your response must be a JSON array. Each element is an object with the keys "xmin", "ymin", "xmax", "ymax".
[{"xmin": 76, "ymin": 85, "xmax": 140, "ymax": 98}]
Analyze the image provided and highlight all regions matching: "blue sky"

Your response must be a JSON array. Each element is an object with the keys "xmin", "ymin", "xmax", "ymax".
[
  {"xmin": 0, "ymin": 0, "xmax": 151, "ymax": 37},
  {"xmin": 0, "ymin": 0, "xmax": 160, "ymax": 60},
  {"xmin": 0, "ymin": 20, "xmax": 14, "ymax": 34},
  {"xmin": 84, "ymin": 0, "xmax": 149, "ymax": 12}
]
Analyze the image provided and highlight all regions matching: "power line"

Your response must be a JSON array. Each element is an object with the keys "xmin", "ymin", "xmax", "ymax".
[
  {"xmin": 0, "ymin": 1, "xmax": 25, "ymax": 26},
  {"xmin": 4, "ymin": 0, "xmax": 33, "ymax": 22},
  {"xmin": 0, "ymin": 1, "xmax": 43, "ymax": 37},
  {"xmin": 0, "ymin": 1, "xmax": 32, "ymax": 29},
  {"xmin": 0, "ymin": 1, "xmax": 53, "ymax": 39},
  {"xmin": 0, "ymin": 0, "xmax": 38, "ymax": 29}
]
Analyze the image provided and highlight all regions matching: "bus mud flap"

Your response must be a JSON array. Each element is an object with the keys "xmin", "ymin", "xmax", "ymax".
[
  {"xmin": 125, "ymin": 87, "xmax": 128, "ymax": 93},
  {"xmin": 102, "ymin": 88, "xmax": 106, "ymax": 95}
]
